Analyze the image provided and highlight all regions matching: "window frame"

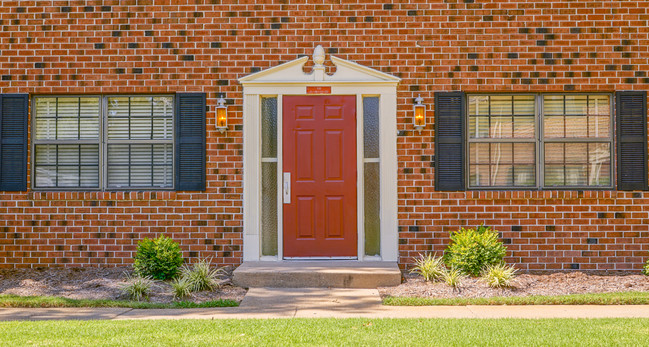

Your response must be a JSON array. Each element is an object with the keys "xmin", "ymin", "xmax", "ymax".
[
  {"xmin": 31, "ymin": 94, "xmax": 176, "ymax": 191},
  {"xmin": 465, "ymin": 93, "xmax": 615, "ymax": 190}
]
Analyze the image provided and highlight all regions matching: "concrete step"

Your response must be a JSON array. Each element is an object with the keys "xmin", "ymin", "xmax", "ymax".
[{"xmin": 232, "ymin": 261, "xmax": 402, "ymax": 288}]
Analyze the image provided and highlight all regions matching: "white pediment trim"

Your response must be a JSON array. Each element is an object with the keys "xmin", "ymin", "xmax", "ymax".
[{"xmin": 238, "ymin": 52, "xmax": 400, "ymax": 85}]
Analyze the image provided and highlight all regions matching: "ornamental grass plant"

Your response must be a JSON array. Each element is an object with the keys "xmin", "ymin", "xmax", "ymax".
[
  {"xmin": 442, "ymin": 267, "xmax": 465, "ymax": 290},
  {"xmin": 480, "ymin": 263, "xmax": 518, "ymax": 288},
  {"xmin": 179, "ymin": 257, "xmax": 225, "ymax": 292},
  {"xmin": 120, "ymin": 274, "xmax": 155, "ymax": 301},
  {"xmin": 410, "ymin": 253, "xmax": 445, "ymax": 282}
]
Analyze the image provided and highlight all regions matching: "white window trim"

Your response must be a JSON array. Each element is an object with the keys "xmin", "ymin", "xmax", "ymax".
[{"xmin": 239, "ymin": 51, "xmax": 400, "ymax": 262}]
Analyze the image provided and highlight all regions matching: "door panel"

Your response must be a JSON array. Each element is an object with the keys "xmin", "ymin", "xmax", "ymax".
[
  {"xmin": 325, "ymin": 130, "xmax": 343, "ymax": 180},
  {"xmin": 283, "ymin": 95, "xmax": 357, "ymax": 257}
]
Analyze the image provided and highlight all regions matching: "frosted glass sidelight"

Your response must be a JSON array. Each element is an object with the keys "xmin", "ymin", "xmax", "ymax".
[
  {"xmin": 363, "ymin": 97, "xmax": 379, "ymax": 158},
  {"xmin": 363, "ymin": 96, "xmax": 380, "ymax": 256},
  {"xmin": 261, "ymin": 97, "xmax": 278, "ymax": 256},
  {"xmin": 364, "ymin": 162, "xmax": 380, "ymax": 256},
  {"xmin": 261, "ymin": 97, "xmax": 278, "ymax": 158},
  {"xmin": 261, "ymin": 162, "xmax": 278, "ymax": 256}
]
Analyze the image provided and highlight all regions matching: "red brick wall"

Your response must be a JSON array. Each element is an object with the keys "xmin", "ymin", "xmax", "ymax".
[{"xmin": 0, "ymin": 1, "xmax": 648, "ymax": 270}]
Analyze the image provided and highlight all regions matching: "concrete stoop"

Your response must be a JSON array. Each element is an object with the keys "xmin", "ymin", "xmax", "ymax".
[{"xmin": 232, "ymin": 261, "xmax": 402, "ymax": 288}]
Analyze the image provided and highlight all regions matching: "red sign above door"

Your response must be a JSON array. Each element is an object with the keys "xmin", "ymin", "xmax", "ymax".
[{"xmin": 306, "ymin": 86, "xmax": 331, "ymax": 94}]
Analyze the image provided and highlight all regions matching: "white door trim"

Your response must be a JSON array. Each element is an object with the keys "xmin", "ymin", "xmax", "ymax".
[{"xmin": 240, "ymin": 46, "xmax": 400, "ymax": 262}]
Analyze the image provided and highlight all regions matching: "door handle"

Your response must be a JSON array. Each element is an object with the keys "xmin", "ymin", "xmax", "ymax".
[{"xmin": 283, "ymin": 172, "xmax": 291, "ymax": 204}]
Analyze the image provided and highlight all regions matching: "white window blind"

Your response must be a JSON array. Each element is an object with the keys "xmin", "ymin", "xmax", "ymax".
[
  {"xmin": 106, "ymin": 96, "xmax": 174, "ymax": 188},
  {"xmin": 33, "ymin": 95, "xmax": 174, "ymax": 190},
  {"xmin": 33, "ymin": 97, "xmax": 100, "ymax": 188}
]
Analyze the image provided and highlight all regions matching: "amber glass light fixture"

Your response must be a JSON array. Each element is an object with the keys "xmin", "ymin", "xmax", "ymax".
[
  {"xmin": 216, "ymin": 96, "xmax": 227, "ymax": 133},
  {"xmin": 413, "ymin": 94, "xmax": 425, "ymax": 133}
]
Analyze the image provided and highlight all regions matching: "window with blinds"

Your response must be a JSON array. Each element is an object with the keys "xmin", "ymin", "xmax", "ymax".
[
  {"xmin": 543, "ymin": 95, "xmax": 611, "ymax": 187},
  {"xmin": 106, "ymin": 96, "xmax": 173, "ymax": 188},
  {"xmin": 33, "ymin": 95, "xmax": 174, "ymax": 190},
  {"xmin": 468, "ymin": 95, "xmax": 536, "ymax": 188},
  {"xmin": 467, "ymin": 94, "xmax": 612, "ymax": 189},
  {"xmin": 33, "ymin": 97, "xmax": 101, "ymax": 188}
]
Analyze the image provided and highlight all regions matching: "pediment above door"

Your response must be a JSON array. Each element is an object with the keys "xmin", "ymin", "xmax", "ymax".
[{"xmin": 238, "ymin": 46, "xmax": 401, "ymax": 85}]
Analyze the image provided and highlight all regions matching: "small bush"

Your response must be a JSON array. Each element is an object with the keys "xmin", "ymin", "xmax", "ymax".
[
  {"xmin": 171, "ymin": 276, "xmax": 193, "ymax": 299},
  {"xmin": 481, "ymin": 263, "xmax": 518, "ymax": 288},
  {"xmin": 443, "ymin": 225, "xmax": 507, "ymax": 277},
  {"xmin": 410, "ymin": 253, "xmax": 445, "ymax": 282},
  {"xmin": 121, "ymin": 274, "xmax": 155, "ymax": 301},
  {"xmin": 442, "ymin": 268, "xmax": 465, "ymax": 290},
  {"xmin": 133, "ymin": 235, "xmax": 183, "ymax": 280},
  {"xmin": 180, "ymin": 257, "xmax": 224, "ymax": 292},
  {"xmin": 643, "ymin": 259, "xmax": 649, "ymax": 276}
]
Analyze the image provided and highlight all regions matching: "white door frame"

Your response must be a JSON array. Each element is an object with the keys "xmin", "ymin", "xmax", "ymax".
[{"xmin": 239, "ymin": 47, "xmax": 400, "ymax": 262}]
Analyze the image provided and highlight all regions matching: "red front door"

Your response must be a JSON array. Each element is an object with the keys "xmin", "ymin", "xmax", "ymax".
[{"xmin": 282, "ymin": 95, "xmax": 357, "ymax": 258}]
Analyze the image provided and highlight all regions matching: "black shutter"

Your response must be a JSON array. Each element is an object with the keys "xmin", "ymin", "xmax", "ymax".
[
  {"xmin": 434, "ymin": 92, "xmax": 466, "ymax": 191},
  {"xmin": 0, "ymin": 94, "xmax": 28, "ymax": 191},
  {"xmin": 175, "ymin": 93, "xmax": 206, "ymax": 191},
  {"xmin": 616, "ymin": 91, "xmax": 648, "ymax": 191}
]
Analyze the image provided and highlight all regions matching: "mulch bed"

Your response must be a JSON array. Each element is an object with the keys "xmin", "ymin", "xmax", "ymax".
[
  {"xmin": 379, "ymin": 272, "xmax": 649, "ymax": 299},
  {"xmin": 0, "ymin": 267, "xmax": 246, "ymax": 304}
]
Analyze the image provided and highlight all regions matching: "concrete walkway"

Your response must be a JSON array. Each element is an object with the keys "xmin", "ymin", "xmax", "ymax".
[{"xmin": 2, "ymin": 288, "xmax": 649, "ymax": 321}]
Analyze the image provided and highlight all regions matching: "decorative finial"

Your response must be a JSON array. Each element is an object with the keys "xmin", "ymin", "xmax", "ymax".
[{"xmin": 313, "ymin": 45, "xmax": 325, "ymax": 66}]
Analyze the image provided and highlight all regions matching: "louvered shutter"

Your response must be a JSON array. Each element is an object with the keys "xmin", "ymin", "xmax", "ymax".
[
  {"xmin": 0, "ymin": 94, "xmax": 28, "ymax": 191},
  {"xmin": 435, "ymin": 92, "xmax": 466, "ymax": 191},
  {"xmin": 616, "ymin": 91, "xmax": 648, "ymax": 191},
  {"xmin": 175, "ymin": 93, "xmax": 206, "ymax": 191}
]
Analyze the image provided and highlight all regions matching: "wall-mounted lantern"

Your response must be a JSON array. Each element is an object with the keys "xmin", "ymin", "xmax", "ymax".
[
  {"xmin": 216, "ymin": 96, "xmax": 228, "ymax": 133},
  {"xmin": 413, "ymin": 94, "xmax": 426, "ymax": 133}
]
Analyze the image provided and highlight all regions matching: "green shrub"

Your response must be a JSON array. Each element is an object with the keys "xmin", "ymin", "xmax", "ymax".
[
  {"xmin": 643, "ymin": 259, "xmax": 649, "ymax": 276},
  {"xmin": 180, "ymin": 257, "xmax": 225, "ymax": 292},
  {"xmin": 443, "ymin": 225, "xmax": 507, "ymax": 277},
  {"xmin": 481, "ymin": 263, "xmax": 518, "ymax": 288},
  {"xmin": 133, "ymin": 235, "xmax": 183, "ymax": 280},
  {"xmin": 170, "ymin": 276, "xmax": 193, "ymax": 299},
  {"xmin": 410, "ymin": 253, "xmax": 445, "ymax": 282},
  {"xmin": 121, "ymin": 274, "xmax": 155, "ymax": 301},
  {"xmin": 442, "ymin": 268, "xmax": 465, "ymax": 290}
]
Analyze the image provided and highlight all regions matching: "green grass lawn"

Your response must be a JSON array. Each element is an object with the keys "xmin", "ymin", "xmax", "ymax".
[
  {"xmin": 1, "ymin": 318, "xmax": 648, "ymax": 346},
  {"xmin": 0, "ymin": 294, "xmax": 238, "ymax": 309},
  {"xmin": 384, "ymin": 291, "xmax": 649, "ymax": 306}
]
